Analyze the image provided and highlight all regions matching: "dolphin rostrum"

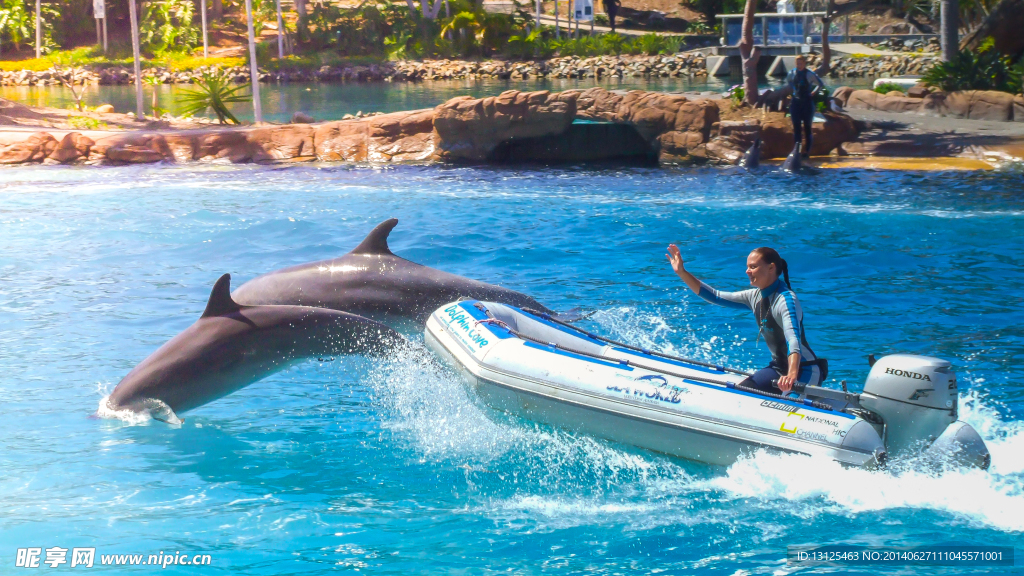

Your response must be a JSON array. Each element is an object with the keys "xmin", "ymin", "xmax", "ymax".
[
  {"xmin": 782, "ymin": 142, "xmax": 802, "ymax": 172},
  {"xmin": 739, "ymin": 138, "xmax": 761, "ymax": 169},
  {"xmin": 232, "ymin": 218, "xmax": 555, "ymax": 323},
  {"xmin": 106, "ymin": 274, "xmax": 403, "ymax": 419}
]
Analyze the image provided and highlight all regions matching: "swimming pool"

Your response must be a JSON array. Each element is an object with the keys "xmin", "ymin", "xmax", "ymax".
[{"xmin": 0, "ymin": 162, "xmax": 1021, "ymax": 573}]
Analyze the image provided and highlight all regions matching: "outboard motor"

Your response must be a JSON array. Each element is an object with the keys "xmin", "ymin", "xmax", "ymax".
[{"xmin": 858, "ymin": 354, "xmax": 989, "ymax": 468}]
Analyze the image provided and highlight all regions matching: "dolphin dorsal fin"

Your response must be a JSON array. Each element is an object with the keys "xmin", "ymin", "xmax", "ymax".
[
  {"xmin": 202, "ymin": 274, "xmax": 242, "ymax": 318},
  {"xmin": 350, "ymin": 218, "xmax": 397, "ymax": 256}
]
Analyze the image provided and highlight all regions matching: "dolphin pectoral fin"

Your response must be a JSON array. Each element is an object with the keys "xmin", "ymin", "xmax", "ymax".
[
  {"xmin": 350, "ymin": 218, "xmax": 398, "ymax": 256},
  {"xmin": 202, "ymin": 274, "xmax": 243, "ymax": 319}
]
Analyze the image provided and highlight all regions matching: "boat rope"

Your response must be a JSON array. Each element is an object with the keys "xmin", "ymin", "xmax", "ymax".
[
  {"xmin": 472, "ymin": 304, "xmax": 834, "ymax": 411},
  {"xmin": 521, "ymin": 307, "xmax": 754, "ymax": 377}
]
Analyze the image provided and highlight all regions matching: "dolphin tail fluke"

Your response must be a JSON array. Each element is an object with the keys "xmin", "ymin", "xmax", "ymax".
[
  {"xmin": 202, "ymin": 274, "xmax": 243, "ymax": 318},
  {"xmin": 351, "ymin": 218, "xmax": 398, "ymax": 256}
]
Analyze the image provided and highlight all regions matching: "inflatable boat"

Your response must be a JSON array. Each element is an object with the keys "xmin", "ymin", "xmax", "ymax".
[{"xmin": 425, "ymin": 300, "xmax": 991, "ymax": 469}]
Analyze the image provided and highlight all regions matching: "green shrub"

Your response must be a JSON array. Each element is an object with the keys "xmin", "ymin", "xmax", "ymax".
[
  {"xmin": 140, "ymin": 0, "xmax": 199, "ymax": 55},
  {"xmin": 873, "ymin": 82, "xmax": 904, "ymax": 94},
  {"xmin": 922, "ymin": 38, "xmax": 1024, "ymax": 94}
]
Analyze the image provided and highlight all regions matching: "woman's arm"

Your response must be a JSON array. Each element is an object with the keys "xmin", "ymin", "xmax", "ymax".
[
  {"xmin": 778, "ymin": 352, "xmax": 801, "ymax": 393},
  {"xmin": 666, "ymin": 245, "xmax": 755, "ymax": 310},
  {"xmin": 666, "ymin": 244, "xmax": 701, "ymax": 294}
]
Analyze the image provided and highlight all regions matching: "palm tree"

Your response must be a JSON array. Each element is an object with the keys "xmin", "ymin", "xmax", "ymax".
[
  {"xmin": 129, "ymin": 0, "xmax": 144, "ymax": 117},
  {"xmin": 244, "ymin": 0, "xmax": 263, "ymax": 123}
]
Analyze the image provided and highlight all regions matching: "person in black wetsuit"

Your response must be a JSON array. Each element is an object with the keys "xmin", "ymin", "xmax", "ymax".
[
  {"xmin": 786, "ymin": 56, "xmax": 824, "ymax": 159},
  {"xmin": 603, "ymin": 0, "xmax": 620, "ymax": 32},
  {"xmin": 666, "ymin": 245, "xmax": 826, "ymax": 395}
]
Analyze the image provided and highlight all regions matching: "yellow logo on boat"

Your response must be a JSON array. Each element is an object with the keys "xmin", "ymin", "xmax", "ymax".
[{"xmin": 780, "ymin": 412, "xmax": 805, "ymax": 433}]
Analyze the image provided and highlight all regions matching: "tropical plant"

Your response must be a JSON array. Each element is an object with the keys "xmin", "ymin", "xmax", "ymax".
[
  {"xmin": 175, "ymin": 70, "xmax": 250, "ymax": 124},
  {"xmin": 686, "ymin": 20, "xmax": 712, "ymax": 34},
  {"xmin": 922, "ymin": 38, "xmax": 1024, "ymax": 94},
  {"xmin": 0, "ymin": 0, "xmax": 57, "ymax": 52},
  {"xmin": 727, "ymin": 84, "xmax": 744, "ymax": 105},
  {"xmin": 140, "ymin": 0, "xmax": 199, "ymax": 55},
  {"xmin": 598, "ymin": 32, "xmax": 627, "ymax": 55},
  {"xmin": 506, "ymin": 28, "xmax": 541, "ymax": 59},
  {"xmin": 873, "ymin": 81, "xmax": 905, "ymax": 94}
]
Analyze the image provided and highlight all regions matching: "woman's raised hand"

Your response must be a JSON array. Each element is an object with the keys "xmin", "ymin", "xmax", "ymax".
[{"xmin": 666, "ymin": 244, "xmax": 686, "ymax": 275}]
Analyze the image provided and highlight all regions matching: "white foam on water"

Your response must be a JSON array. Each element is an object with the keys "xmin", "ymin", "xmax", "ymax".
[{"xmin": 95, "ymin": 394, "xmax": 181, "ymax": 426}]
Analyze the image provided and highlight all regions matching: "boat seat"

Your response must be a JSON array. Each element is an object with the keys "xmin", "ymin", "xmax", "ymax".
[{"xmin": 483, "ymin": 302, "xmax": 607, "ymax": 356}]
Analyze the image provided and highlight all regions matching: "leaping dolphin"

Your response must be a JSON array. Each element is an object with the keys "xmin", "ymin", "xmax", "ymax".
[
  {"xmin": 739, "ymin": 138, "xmax": 761, "ymax": 169},
  {"xmin": 105, "ymin": 274, "xmax": 403, "ymax": 419},
  {"xmin": 232, "ymin": 218, "xmax": 556, "ymax": 324}
]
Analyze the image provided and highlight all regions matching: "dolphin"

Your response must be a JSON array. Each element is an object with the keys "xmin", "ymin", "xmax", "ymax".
[
  {"xmin": 739, "ymin": 138, "xmax": 761, "ymax": 169},
  {"xmin": 232, "ymin": 218, "xmax": 556, "ymax": 323},
  {"xmin": 782, "ymin": 142, "xmax": 802, "ymax": 172},
  {"xmin": 106, "ymin": 274, "xmax": 403, "ymax": 419}
]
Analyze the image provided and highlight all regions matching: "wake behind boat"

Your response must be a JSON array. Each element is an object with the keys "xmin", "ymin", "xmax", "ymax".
[{"xmin": 425, "ymin": 300, "xmax": 991, "ymax": 469}]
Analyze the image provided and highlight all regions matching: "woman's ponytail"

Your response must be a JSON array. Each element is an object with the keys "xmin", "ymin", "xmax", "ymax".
[{"xmin": 753, "ymin": 247, "xmax": 791, "ymax": 288}]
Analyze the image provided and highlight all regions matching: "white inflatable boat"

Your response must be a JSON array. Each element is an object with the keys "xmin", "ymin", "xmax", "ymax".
[{"xmin": 425, "ymin": 300, "xmax": 991, "ymax": 469}]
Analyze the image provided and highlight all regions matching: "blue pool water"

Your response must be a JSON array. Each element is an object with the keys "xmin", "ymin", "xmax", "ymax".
[{"xmin": 1, "ymin": 162, "xmax": 1023, "ymax": 574}]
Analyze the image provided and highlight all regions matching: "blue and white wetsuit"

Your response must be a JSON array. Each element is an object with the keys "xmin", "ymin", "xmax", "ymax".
[{"xmin": 697, "ymin": 277, "xmax": 823, "ymax": 391}]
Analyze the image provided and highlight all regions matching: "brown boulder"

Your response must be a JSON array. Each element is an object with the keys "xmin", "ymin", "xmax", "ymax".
[
  {"xmin": 575, "ymin": 87, "xmax": 625, "ymax": 122},
  {"xmin": 845, "ymin": 90, "xmax": 879, "ymax": 111},
  {"xmin": 97, "ymin": 133, "xmax": 173, "ymax": 163},
  {"xmin": 0, "ymin": 132, "xmax": 58, "ymax": 164},
  {"xmin": 906, "ymin": 83, "xmax": 932, "ymax": 98},
  {"xmin": 95, "ymin": 104, "xmax": 115, "ymax": 114},
  {"xmin": 1015, "ymin": 96, "xmax": 1024, "ymax": 122},
  {"xmin": 657, "ymin": 130, "xmax": 706, "ymax": 162},
  {"xmin": 760, "ymin": 112, "xmax": 859, "ymax": 158},
  {"xmin": 49, "ymin": 132, "xmax": 95, "ymax": 163},
  {"xmin": 966, "ymin": 90, "xmax": 1015, "ymax": 121},
  {"xmin": 433, "ymin": 90, "xmax": 578, "ymax": 161},
  {"xmin": 251, "ymin": 124, "xmax": 315, "ymax": 159},
  {"xmin": 831, "ymin": 86, "xmax": 855, "ymax": 107},
  {"xmin": 315, "ymin": 120, "xmax": 370, "ymax": 162}
]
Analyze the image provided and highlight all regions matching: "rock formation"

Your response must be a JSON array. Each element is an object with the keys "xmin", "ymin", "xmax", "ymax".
[{"xmin": 0, "ymin": 88, "xmax": 864, "ymax": 166}]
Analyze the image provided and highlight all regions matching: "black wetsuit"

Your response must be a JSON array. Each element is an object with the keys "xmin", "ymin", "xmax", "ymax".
[{"xmin": 787, "ymin": 68, "xmax": 822, "ymax": 155}]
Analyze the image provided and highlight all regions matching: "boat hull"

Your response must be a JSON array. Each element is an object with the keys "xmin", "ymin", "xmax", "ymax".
[{"xmin": 425, "ymin": 301, "xmax": 885, "ymax": 468}]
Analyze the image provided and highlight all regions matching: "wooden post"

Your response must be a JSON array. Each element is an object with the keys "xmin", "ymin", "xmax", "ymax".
[
  {"xmin": 843, "ymin": 13, "xmax": 849, "ymax": 41},
  {"xmin": 245, "ymin": 0, "xmax": 263, "ymax": 123},
  {"xmin": 535, "ymin": 0, "xmax": 541, "ymax": 33},
  {"xmin": 762, "ymin": 15, "xmax": 768, "ymax": 45},
  {"xmin": 555, "ymin": 0, "xmax": 560, "ymax": 38},
  {"xmin": 129, "ymin": 0, "xmax": 144, "ymax": 118},
  {"xmin": 275, "ymin": 0, "xmax": 284, "ymax": 58},
  {"xmin": 96, "ymin": 17, "xmax": 101, "ymax": 45},
  {"xmin": 201, "ymin": 0, "xmax": 209, "ymax": 58},
  {"xmin": 102, "ymin": 16, "xmax": 108, "ymax": 53},
  {"xmin": 35, "ymin": 0, "xmax": 41, "ymax": 58}
]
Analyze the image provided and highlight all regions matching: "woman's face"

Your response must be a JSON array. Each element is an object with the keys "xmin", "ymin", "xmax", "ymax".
[{"xmin": 746, "ymin": 252, "xmax": 778, "ymax": 289}]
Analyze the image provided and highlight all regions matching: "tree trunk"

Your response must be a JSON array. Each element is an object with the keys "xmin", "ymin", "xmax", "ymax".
[
  {"xmin": 295, "ymin": 0, "xmax": 307, "ymax": 18},
  {"xmin": 940, "ymin": 0, "xmax": 958, "ymax": 61},
  {"xmin": 960, "ymin": 0, "xmax": 1024, "ymax": 58},
  {"xmin": 212, "ymin": 0, "xmax": 222, "ymax": 21},
  {"xmin": 738, "ymin": 0, "xmax": 760, "ymax": 106},
  {"xmin": 815, "ymin": 17, "xmax": 832, "ymax": 76}
]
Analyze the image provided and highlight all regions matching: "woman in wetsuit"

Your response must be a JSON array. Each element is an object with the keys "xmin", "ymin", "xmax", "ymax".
[
  {"xmin": 786, "ymin": 55, "xmax": 824, "ymax": 158},
  {"xmin": 666, "ymin": 245, "xmax": 825, "ymax": 394}
]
